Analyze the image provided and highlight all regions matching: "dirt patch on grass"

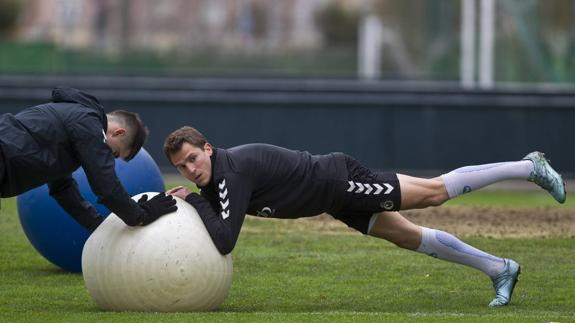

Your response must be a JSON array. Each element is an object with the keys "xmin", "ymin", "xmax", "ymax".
[
  {"xmin": 401, "ymin": 206, "xmax": 575, "ymax": 238},
  {"xmin": 246, "ymin": 206, "xmax": 575, "ymax": 238}
]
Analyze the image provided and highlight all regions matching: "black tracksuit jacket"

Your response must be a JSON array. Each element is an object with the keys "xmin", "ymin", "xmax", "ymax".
[
  {"xmin": 185, "ymin": 144, "xmax": 348, "ymax": 255},
  {"xmin": 0, "ymin": 87, "xmax": 148, "ymax": 229}
]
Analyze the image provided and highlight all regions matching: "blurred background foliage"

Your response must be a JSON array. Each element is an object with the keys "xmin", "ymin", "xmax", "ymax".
[
  {"xmin": 0, "ymin": 0, "xmax": 22, "ymax": 37},
  {"xmin": 0, "ymin": 0, "xmax": 574, "ymax": 83}
]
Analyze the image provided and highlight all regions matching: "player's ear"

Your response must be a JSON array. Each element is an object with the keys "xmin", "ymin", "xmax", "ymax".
[
  {"xmin": 204, "ymin": 143, "xmax": 213, "ymax": 155},
  {"xmin": 113, "ymin": 127, "xmax": 126, "ymax": 137}
]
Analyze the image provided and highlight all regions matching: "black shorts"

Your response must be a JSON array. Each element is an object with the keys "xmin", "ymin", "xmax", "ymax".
[{"xmin": 328, "ymin": 155, "xmax": 402, "ymax": 234}]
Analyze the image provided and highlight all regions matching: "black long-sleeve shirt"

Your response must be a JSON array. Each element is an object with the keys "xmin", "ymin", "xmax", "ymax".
[
  {"xmin": 0, "ymin": 87, "xmax": 149, "ymax": 229},
  {"xmin": 186, "ymin": 144, "xmax": 348, "ymax": 254}
]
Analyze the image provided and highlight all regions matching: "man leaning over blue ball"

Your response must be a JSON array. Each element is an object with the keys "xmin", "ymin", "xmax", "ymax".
[{"xmin": 0, "ymin": 87, "xmax": 176, "ymax": 230}]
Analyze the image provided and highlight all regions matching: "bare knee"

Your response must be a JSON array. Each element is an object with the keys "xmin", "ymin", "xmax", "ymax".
[
  {"xmin": 425, "ymin": 176, "xmax": 449, "ymax": 206},
  {"xmin": 423, "ymin": 194, "xmax": 447, "ymax": 207},
  {"xmin": 368, "ymin": 213, "xmax": 422, "ymax": 250},
  {"xmin": 390, "ymin": 233, "xmax": 420, "ymax": 250},
  {"xmin": 404, "ymin": 190, "xmax": 447, "ymax": 209},
  {"xmin": 398, "ymin": 175, "xmax": 449, "ymax": 209}
]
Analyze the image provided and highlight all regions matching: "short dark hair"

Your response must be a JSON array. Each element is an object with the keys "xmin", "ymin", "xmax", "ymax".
[
  {"xmin": 108, "ymin": 110, "xmax": 149, "ymax": 161},
  {"xmin": 163, "ymin": 126, "xmax": 208, "ymax": 165}
]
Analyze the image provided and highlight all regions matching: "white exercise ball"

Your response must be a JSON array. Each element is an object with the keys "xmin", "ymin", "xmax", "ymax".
[{"xmin": 81, "ymin": 192, "xmax": 233, "ymax": 312}]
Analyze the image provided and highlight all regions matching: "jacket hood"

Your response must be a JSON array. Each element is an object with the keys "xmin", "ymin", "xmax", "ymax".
[
  {"xmin": 51, "ymin": 86, "xmax": 107, "ymax": 129},
  {"xmin": 52, "ymin": 87, "xmax": 104, "ymax": 109}
]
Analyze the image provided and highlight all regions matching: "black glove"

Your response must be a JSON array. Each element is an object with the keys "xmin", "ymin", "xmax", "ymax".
[{"xmin": 137, "ymin": 192, "xmax": 178, "ymax": 225}]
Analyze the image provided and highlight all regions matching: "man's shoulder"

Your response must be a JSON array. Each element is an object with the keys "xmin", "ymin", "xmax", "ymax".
[
  {"xmin": 213, "ymin": 146, "xmax": 250, "ymax": 174},
  {"xmin": 227, "ymin": 143, "xmax": 278, "ymax": 153},
  {"xmin": 226, "ymin": 143, "xmax": 299, "ymax": 159},
  {"xmin": 211, "ymin": 144, "xmax": 278, "ymax": 182}
]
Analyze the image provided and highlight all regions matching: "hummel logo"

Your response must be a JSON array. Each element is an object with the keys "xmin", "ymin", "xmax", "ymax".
[
  {"xmin": 221, "ymin": 210, "xmax": 230, "ymax": 219},
  {"xmin": 219, "ymin": 199, "xmax": 229, "ymax": 209},
  {"xmin": 256, "ymin": 206, "xmax": 274, "ymax": 217},
  {"xmin": 347, "ymin": 181, "xmax": 394, "ymax": 195},
  {"xmin": 219, "ymin": 188, "xmax": 228, "ymax": 199},
  {"xmin": 218, "ymin": 179, "xmax": 230, "ymax": 219}
]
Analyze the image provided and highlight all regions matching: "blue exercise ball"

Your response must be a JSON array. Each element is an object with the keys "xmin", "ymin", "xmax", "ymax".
[{"xmin": 17, "ymin": 148, "xmax": 165, "ymax": 273}]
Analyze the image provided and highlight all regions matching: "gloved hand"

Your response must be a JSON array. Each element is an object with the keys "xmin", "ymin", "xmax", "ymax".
[{"xmin": 137, "ymin": 192, "xmax": 178, "ymax": 225}]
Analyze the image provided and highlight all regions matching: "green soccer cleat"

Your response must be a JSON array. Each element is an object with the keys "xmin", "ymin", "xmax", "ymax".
[
  {"xmin": 523, "ymin": 151, "xmax": 566, "ymax": 203},
  {"xmin": 489, "ymin": 259, "xmax": 521, "ymax": 307}
]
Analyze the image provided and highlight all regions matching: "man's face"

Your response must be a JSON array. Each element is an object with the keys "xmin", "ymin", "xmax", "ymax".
[
  {"xmin": 170, "ymin": 142, "xmax": 213, "ymax": 186},
  {"xmin": 106, "ymin": 126, "xmax": 131, "ymax": 161}
]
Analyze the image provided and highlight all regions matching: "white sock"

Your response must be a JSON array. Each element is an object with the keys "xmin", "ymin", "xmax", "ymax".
[
  {"xmin": 416, "ymin": 227, "xmax": 505, "ymax": 278},
  {"xmin": 441, "ymin": 160, "xmax": 533, "ymax": 199}
]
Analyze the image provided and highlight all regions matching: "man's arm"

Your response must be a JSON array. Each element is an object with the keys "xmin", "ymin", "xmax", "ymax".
[
  {"xmin": 185, "ymin": 193, "xmax": 235, "ymax": 255},
  {"xmin": 48, "ymin": 176, "xmax": 103, "ymax": 231},
  {"xmin": 171, "ymin": 174, "xmax": 252, "ymax": 255},
  {"xmin": 69, "ymin": 114, "xmax": 175, "ymax": 226}
]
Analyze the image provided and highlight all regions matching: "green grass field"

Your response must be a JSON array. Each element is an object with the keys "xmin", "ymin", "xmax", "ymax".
[{"xmin": 0, "ymin": 186, "xmax": 573, "ymax": 322}]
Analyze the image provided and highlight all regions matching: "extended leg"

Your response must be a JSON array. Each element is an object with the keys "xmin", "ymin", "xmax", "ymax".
[
  {"xmin": 398, "ymin": 151, "xmax": 565, "ymax": 210},
  {"xmin": 368, "ymin": 212, "xmax": 520, "ymax": 306}
]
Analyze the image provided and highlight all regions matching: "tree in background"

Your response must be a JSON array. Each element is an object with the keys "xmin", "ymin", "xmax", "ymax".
[
  {"xmin": 0, "ymin": 0, "xmax": 22, "ymax": 39},
  {"xmin": 315, "ymin": 2, "xmax": 359, "ymax": 48}
]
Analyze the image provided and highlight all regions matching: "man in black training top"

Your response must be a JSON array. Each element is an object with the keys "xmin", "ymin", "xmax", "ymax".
[
  {"xmin": 0, "ymin": 87, "xmax": 176, "ymax": 231},
  {"xmin": 164, "ymin": 126, "xmax": 565, "ymax": 308}
]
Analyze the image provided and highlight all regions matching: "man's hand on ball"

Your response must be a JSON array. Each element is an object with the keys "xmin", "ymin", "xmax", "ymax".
[
  {"xmin": 137, "ymin": 194, "xmax": 149, "ymax": 204},
  {"xmin": 139, "ymin": 192, "xmax": 178, "ymax": 225},
  {"xmin": 167, "ymin": 186, "xmax": 192, "ymax": 200}
]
